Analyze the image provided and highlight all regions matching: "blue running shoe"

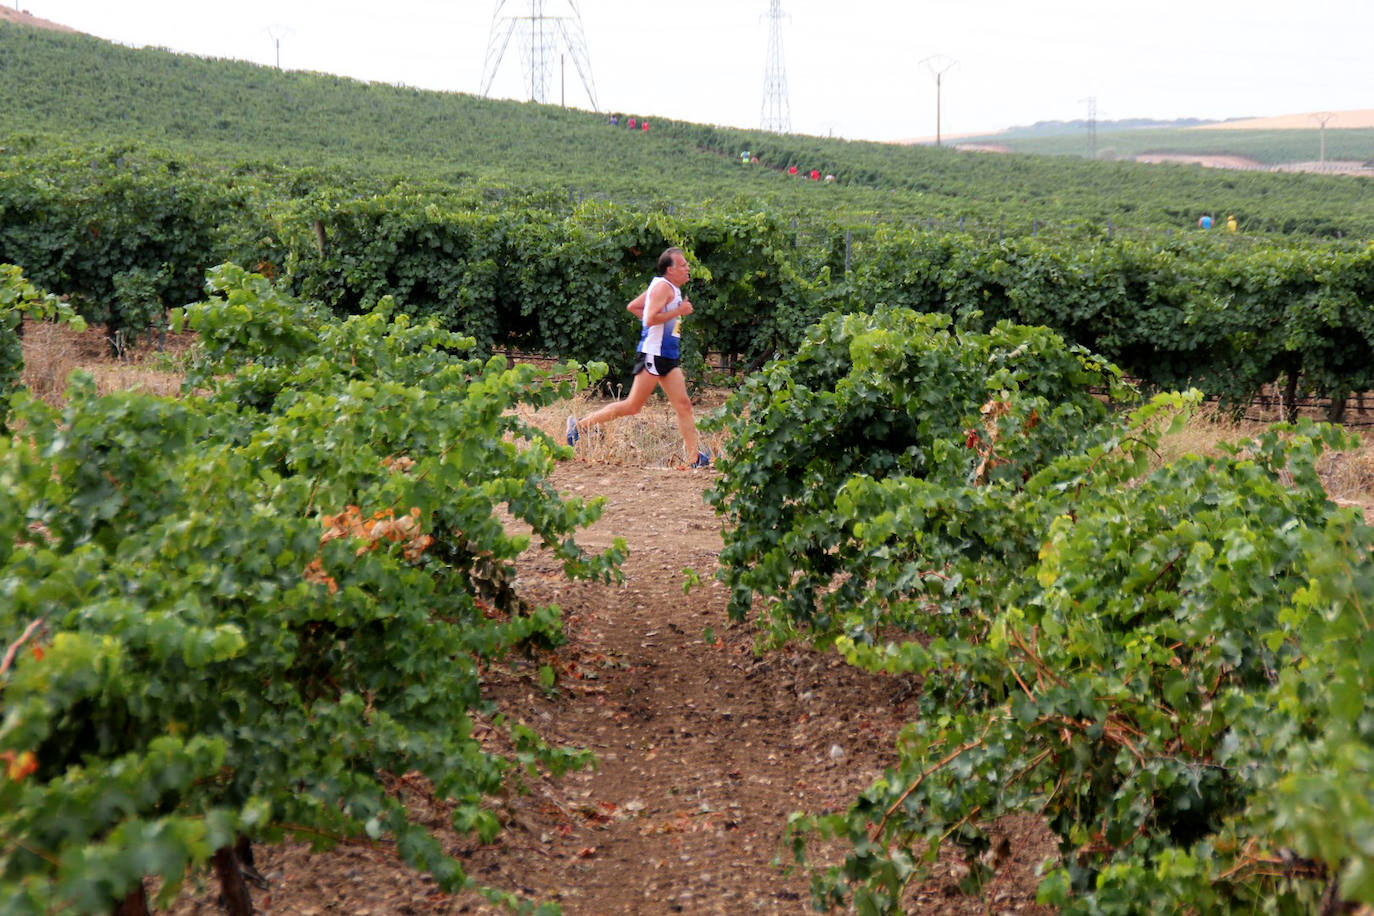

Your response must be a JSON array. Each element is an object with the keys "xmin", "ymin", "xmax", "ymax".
[
  {"xmin": 565, "ymin": 415, "xmax": 579, "ymax": 446},
  {"xmin": 689, "ymin": 447, "xmax": 711, "ymax": 469}
]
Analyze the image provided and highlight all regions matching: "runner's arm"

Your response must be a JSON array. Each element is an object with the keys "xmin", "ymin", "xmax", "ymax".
[{"xmin": 643, "ymin": 285, "xmax": 692, "ymax": 327}]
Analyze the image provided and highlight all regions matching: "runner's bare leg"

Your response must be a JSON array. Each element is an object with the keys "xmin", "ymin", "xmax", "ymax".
[
  {"xmin": 659, "ymin": 368, "xmax": 700, "ymax": 460},
  {"xmin": 576, "ymin": 369, "xmax": 659, "ymax": 432}
]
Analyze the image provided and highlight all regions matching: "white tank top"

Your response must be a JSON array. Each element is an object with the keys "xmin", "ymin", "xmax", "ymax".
[{"xmin": 636, "ymin": 276, "xmax": 682, "ymax": 358}]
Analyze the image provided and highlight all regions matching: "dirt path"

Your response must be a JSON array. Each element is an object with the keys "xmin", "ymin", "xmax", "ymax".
[{"xmin": 169, "ymin": 459, "xmax": 1055, "ymax": 915}]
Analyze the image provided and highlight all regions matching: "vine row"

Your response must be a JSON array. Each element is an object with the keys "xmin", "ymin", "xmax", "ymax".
[
  {"xmin": 1, "ymin": 263, "xmax": 619, "ymax": 913},
  {"xmin": 703, "ymin": 306, "xmax": 1374, "ymax": 912}
]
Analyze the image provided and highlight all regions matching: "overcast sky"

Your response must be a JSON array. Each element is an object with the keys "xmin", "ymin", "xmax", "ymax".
[{"xmin": 18, "ymin": 0, "xmax": 1374, "ymax": 142}]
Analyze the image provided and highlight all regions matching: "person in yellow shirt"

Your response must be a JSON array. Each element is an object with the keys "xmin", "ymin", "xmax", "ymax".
[{"xmin": 1226, "ymin": 214, "xmax": 1238, "ymax": 233}]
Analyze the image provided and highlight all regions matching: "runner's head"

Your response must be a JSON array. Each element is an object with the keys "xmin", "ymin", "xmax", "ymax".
[{"xmin": 657, "ymin": 247, "xmax": 689, "ymax": 286}]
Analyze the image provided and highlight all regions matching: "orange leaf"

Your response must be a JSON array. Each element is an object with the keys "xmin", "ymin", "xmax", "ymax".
[{"xmin": 5, "ymin": 750, "xmax": 37, "ymax": 781}]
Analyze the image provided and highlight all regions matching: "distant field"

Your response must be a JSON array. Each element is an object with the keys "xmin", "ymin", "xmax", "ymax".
[
  {"xmin": 1201, "ymin": 109, "xmax": 1374, "ymax": 130},
  {"xmin": 962, "ymin": 123, "xmax": 1374, "ymax": 168}
]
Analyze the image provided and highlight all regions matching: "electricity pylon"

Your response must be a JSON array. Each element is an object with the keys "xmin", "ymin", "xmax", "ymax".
[
  {"xmin": 481, "ymin": 1, "xmax": 599, "ymax": 111},
  {"xmin": 1080, "ymin": 96, "xmax": 1097, "ymax": 158},
  {"xmin": 760, "ymin": 0, "xmax": 790, "ymax": 133}
]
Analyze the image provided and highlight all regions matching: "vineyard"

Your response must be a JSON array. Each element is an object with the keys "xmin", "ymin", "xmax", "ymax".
[
  {"xmin": 2, "ymin": 143, "xmax": 1373, "ymax": 415},
  {"xmin": 3, "ymin": 21, "xmax": 1374, "ymax": 235},
  {"xmin": 3, "ymin": 9, "xmax": 1374, "ymax": 915},
  {"xmin": 5, "ymin": 266, "xmax": 1374, "ymax": 913}
]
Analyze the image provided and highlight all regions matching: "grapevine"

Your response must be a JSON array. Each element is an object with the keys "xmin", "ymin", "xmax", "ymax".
[
  {"xmin": 707, "ymin": 306, "xmax": 1374, "ymax": 912},
  {"xmin": 1, "ymin": 263, "xmax": 621, "ymax": 913}
]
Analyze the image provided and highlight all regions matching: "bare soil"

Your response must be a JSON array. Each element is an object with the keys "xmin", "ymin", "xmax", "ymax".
[
  {"xmin": 0, "ymin": 7, "xmax": 81, "ymax": 33},
  {"xmin": 1132, "ymin": 153, "xmax": 1267, "ymax": 170},
  {"xmin": 165, "ymin": 458, "xmax": 1057, "ymax": 915}
]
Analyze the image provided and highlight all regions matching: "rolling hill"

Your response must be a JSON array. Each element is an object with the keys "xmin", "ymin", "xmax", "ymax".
[{"xmin": 0, "ymin": 14, "xmax": 1371, "ymax": 237}]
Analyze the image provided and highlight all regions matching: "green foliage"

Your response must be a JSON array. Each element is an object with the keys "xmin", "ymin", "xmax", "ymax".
[
  {"xmin": 0, "ymin": 144, "xmax": 253, "ymax": 345},
  {"xmin": 3, "ymin": 23, "xmax": 1374, "ymax": 404},
  {"xmin": 0, "ymin": 264, "xmax": 85, "ymax": 429},
  {"xmin": 3, "ymin": 21, "xmax": 1374, "ymax": 238},
  {"xmin": 834, "ymin": 232, "xmax": 1374, "ymax": 411},
  {"xmin": 1, "ymin": 265, "xmax": 621, "ymax": 911},
  {"xmin": 281, "ymin": 192, "xmax": 657, "ymax": 371},
  {"xmin": 709, "ymin": 317, "xmax": 1374, "ymax": 912},
  {"xmin": 280, "ymin": 193, "xmax": 819, "ymax": 383},
  {"xmin": 6, "ymin": 14, "xmax": 1373, "ymax": 915},
  {"xmin": 703, "ymin": 306, "xmax": 1134, "ymax": 637},
  {"xmin": 4, "ymin": 132, "xmax": 1372, "ymax": 409}
]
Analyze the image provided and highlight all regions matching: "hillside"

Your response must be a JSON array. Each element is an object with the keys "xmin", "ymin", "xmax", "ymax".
[
  {"xmin": 1, "ymin": 17, "xmax": 1373, "ymax": 237},
  {"xmin": 0, "ymin": 6, "xmax": 79, "ymax": 33}
]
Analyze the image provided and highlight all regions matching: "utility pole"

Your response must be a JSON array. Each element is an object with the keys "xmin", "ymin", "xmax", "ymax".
[
  {"xmin": 481, "ymin": 1, "xmax": 599, "ymax": 111},
  {"xmin": 920, "ymin": 55, "xmax": 956, "ymax": 146},
  {"xmin": 760, "ymin": 0, "xmax": 790, "ymax": 133},
  {"xmin": 264, "ymin": 25, "xmax": 291, "ymax": 69},
  {"xmin": 1312, "ymin": 111, "xmax": 1336, "ymax": 165}
]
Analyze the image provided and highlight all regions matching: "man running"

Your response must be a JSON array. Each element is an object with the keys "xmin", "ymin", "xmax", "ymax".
[{"xmin": 566, "ymin": 247, "xmax": 710, "ymax": 468}]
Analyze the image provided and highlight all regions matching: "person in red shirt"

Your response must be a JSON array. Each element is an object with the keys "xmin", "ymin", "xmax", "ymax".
[
  {"xmin": 810, "ymin": 169, "xmax": 820, "ymax": 180},
  {"xmin": 788, "ymin": 165, "xmax": 798, "ymax": 176}
]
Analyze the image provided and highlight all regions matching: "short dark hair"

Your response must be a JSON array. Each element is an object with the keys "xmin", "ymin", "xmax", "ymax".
[{"xmin": 657, "ymin": 247, "xmax": 685, "ymax": 276}]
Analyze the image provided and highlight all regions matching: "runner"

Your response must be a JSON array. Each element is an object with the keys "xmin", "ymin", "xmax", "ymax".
[{"xmin": 566, "ymin": 247, "xmax": 710, "ymax": 468}]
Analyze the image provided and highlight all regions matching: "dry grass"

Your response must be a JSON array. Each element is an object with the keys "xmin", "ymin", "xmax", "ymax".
[
  {"xmin": 513, "ymin": 386, "xmax": 730, "ymax": 468},
  {"xmin": 1156, "ymin": 402, "xmax": 1374, "ymax": 514},
  {"xmin": 19, "ymin": 318, "xmax": 188, "ymax": 405}
]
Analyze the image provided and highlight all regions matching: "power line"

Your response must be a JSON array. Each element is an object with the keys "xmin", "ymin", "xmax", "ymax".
[
  {"xmin": 480, "ymin": 1, "xmax": 599, "ymax": 111},
  {"xmin": 760, "ymin": 0, "xmax": 790, "ymax": 134}
]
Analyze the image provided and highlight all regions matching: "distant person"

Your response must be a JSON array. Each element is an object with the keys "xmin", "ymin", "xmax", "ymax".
[
  {"xmin": 565, "ymin": 247, "xmax": 710, "ymax": 469},
  {"xmin": 610, "ymin": 115, "xmax": 618, "ymax": 126},
  {"xmin": 1199, "ymin": 215, "xmax": 1213, "ymax": 230},
  {"xmin": 1226, "ymin": 214, "xmax": 1238, "ymax": 233},
  {"xmin": 628, "ymin": 117, "xmax": 637, "ymax": 130},
  {"xmin": 824, "ymin": 174, "xmax": 835, "ymax": 183},
  {"xmin": 788, "ymin": 165, "xmax": 798, "ymax": 176},
  {"xmin": 641, "ymin": 120, "xmax": 649, "ymax": 132},
  {"xmin": 810, "ymin": 168, "xmax": 820, "ymax": 181}
]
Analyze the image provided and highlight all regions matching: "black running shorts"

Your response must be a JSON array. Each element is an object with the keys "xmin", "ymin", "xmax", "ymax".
[{"xmin": 634, "ymin": 353, "xmax": 680, "ymax": 377}]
